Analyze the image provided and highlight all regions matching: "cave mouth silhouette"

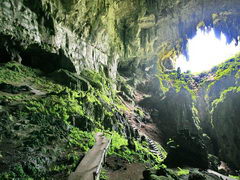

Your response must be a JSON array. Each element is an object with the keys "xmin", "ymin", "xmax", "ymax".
[{"xmin": 176, "ymin": 28, "xmax": 240, "ymax": 74}]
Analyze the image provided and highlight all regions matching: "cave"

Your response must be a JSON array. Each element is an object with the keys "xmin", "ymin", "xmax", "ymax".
[
  {"xmin": 0, "ymin": 34, "xmax": 22, "ymax": 63},
  {"xmin": 20, "ymin": 45, "xmax": 76, "ymax": 73},
  {"xmin": 21, "ymin": 48, "xmax": 59, "ymax": 73},
  {"xmin": 0, "ymin": 0, "xmax": 240, "ymax": 179},
  {"xmin": 0, "ymin": 48, "xmax": 11, "ymax": 63}
]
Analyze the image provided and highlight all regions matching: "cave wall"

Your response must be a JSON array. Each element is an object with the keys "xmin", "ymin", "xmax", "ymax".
[
  {"xmin": 139, "ymin": 87, "xmax": 200, "ymax": 143},
  {"xmin": 137, "ymin": 57, "xmax": 240, "ymax": 169},
  {"xmin": 0, "ymin": 0, "xmax": 116, "ymax": 76},
  {"xmin": 211, "ymin": 90, "xmax": 240, "ymax": 169},
  {"xmin": 200, "ymin": 67, "xmax": 240, "ymax": 169},
  {"xmin": 1, "ymin": 0, "xmax": 240, "ymax": 171},
  {"xmin": 115, "ymin": 0, "xmax": 240, "ymax": 71},
  {"xmin": 2, "ymin": 0, "xmax": 240, "ymax": 76}
]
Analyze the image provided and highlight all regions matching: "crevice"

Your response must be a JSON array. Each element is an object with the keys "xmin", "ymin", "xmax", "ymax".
[{"xmin": 20, "ymin": 45, "xmax": 76, "ymax": 73}]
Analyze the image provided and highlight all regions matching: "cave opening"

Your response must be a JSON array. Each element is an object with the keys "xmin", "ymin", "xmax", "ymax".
[
  {"xmin": 20, "ymin": 46, "xmax": 76, "ymax": 73},
  {"xmin": 21, "ymin": 48, "xmax": 61, "ymax": 73},
  {"xmin": 176, "ymin": 28, "xmax": 240, "ymax": 74},
  {"xmin": 0, "ymin": 48, "xmax": 11, "ymax": 63}
]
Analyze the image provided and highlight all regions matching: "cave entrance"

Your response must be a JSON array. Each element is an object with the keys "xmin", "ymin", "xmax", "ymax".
[{"xmin": 176, "ymin": 28, "xmax": 240, "ymax": 73}]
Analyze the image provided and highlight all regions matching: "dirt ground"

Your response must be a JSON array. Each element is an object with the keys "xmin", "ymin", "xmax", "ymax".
[{"xmin": 107, "ymin": 163, "xmax": 146, "ymax": 180}]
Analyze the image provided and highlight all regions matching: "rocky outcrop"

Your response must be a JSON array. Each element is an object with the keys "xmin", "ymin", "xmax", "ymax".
[
  {"xmin": 198, "ymin": 58, "xmax": 240, "ymax": 169},
  {"xmin": 136, "ymin": 56, "xmax": 240, "ymax": 170},
  {"xmin": 210, "ymin": 88, "xmax": 240, "ymax": 169},
  {"xmin": 139, "ymin": 87, "xmax": 200, "ymax": 143}
]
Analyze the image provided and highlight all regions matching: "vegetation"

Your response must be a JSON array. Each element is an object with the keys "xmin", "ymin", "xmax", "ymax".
[
  {"xmin": 1, "ymin": 48, "xmax": 239, "ymax": 180},
  {"xmin": 106, "ymin": 131, "xmax": 164, "ymax": 166},
  {"xmin": 0, "ymin": 62, "xmax": 112, "ymax": 178},
  {"xmin": 157, "ymin": 71, "xmax": 197, "ymax": 100},
  {"xmin": 211, "ymin": 86, "xmax": 240, "ymax": 110},
  {"xmin": 176, "ymin": 168, "xmax": 190, "ymax": 176},
  {"xmin": 0, "ymin": 62, "xmax": 165, "ymax": 179},
  {"xmin": 230, "ymin": 175, "xmax": 240, "ymax": 180},
  {"xmin": 207, "ymin": 54, "xmax": 240, "ymax": 107},
  {"xmin": 100, "ymin": 168, "xmax": 109, "ymax": 180},
  {"xmin": 206, "ymin": 54, "xmax": 240, "ymax": 91}
]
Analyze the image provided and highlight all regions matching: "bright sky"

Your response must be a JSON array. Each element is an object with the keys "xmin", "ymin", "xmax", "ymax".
[{"xmin": 176, "ymin": 28, "xmax": 240, "ymax": 73}]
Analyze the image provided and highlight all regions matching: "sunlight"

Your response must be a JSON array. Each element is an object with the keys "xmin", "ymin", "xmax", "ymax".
[{"xmin": 176, "ymin": 28, "xmax": 240, "ymax": 73}]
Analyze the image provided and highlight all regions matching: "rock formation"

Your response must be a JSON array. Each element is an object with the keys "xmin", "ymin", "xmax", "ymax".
[{"xmin": 0, "ymin": 0, "xmax": 240, "ymax": 179}]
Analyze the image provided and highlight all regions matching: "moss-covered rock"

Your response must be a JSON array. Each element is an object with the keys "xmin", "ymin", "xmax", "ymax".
[
  {"xmin": 1, "ymin": 0, "xmax": 240, "ymax": 177},
  {"xmin": 49, "ymin": 69, "xmax": 90, "ymax": 91},
  {"xmin": 197, "ymin": 56, "xmax": 240, "ymax": 169},
  {"xmin": 0, "ymin": 61, "xmax": 165, "ymax": 178}
]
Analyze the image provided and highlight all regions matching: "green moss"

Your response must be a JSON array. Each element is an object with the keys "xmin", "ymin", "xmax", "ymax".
[
  {"xmin": 0, "ymin": 172, "xmax": 17, "ymax": 180},
  {"xmin": 0, "ymin": 62, "xmax": 130, "ymax": 178},
  {"xmin": 115, "ymin": 101, "xmax": 128, "ymax": 112},
  {"xmin": 210, "ymin": 86, "xmax": 240, "ymax": 126},
  {"xmin": 0, "ymin": 61, "xmax": 167, "ymax": 178},
  {"xmin": 134, "ymin": 140, "xmax": 162, "ymax": 163},
  {"xmin": 157, "ymin": 72, "xmax": 197, "ymax": 100},
  {"xmin": 107, "ymin": 131, "xmax": 128, "ymax": 151},
  {"xmin": 192, "ymin": 104, "xmax": 201, "ymax": 130},
  {"xmin": 100, "ymin": 168, "xmax": 109, "ymax": 180},
  {"xmin": 80, "ymin": 69, "xmax": 110, "ymax": 91},
  {"xmin": 11, "ymin": 163, "xmax": 26, "ymax": 178},
  {"xmin": 106, "ymin": 131, "xmax": 163, "ymax": 167},
  {"xmin": 69, "ymin": 128, "xmax": 95, "ymax": 151},
  {"xmin": 206, "ymin": 55, "xmax": 240, "ymax": 90},
  {"xmin": 158, "ymin": 77, "xmax": 170, "ymax": 94},
  {"xmin": 99, "ymin": 94, "xmax": 112, "ymax": 104},
  {"xmin": 176, "ymin": 167, "xmax": 189, "ymax": 176},
  {"xmin": 134, "ymin": 107, "xmax": 145, "ymax": 118},
  {"xmin": 211, "ymin": 86, "xmax": 240, "ymax": 111},
  {"xmin": 230, "ymin": 175, "xmax": 240, "ymax": 180}
]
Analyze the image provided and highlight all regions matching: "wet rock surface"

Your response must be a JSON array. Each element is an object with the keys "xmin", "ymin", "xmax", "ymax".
[
  {"xmin": 164, "ymin": 130, "xmax": 208, "ymax": 169},
  {"xmin": 139, "ymin": 88, "xmax": 199, "ymax": 143},
  {"xmin": 0, "ymin": 0, "xmax": 240, "ymax": 179}
]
